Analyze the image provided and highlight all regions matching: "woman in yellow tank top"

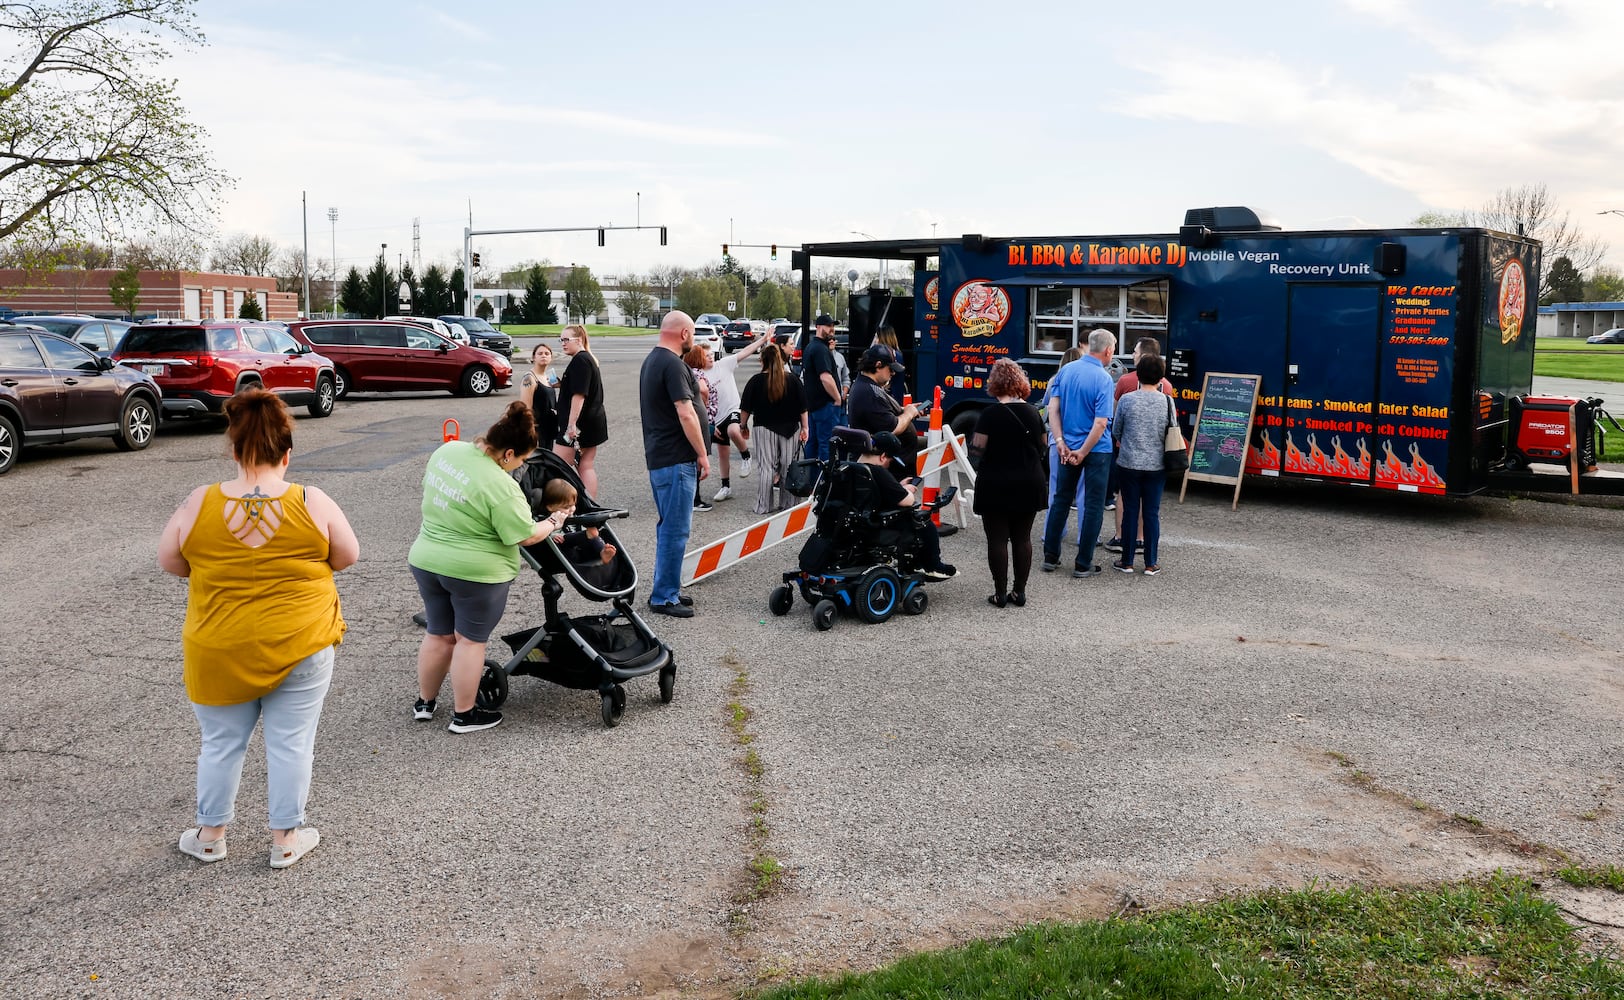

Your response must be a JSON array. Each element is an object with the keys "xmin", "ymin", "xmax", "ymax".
[{"xmin": 158, "ymin": 388, "xmax": 359, "ymax": 869}]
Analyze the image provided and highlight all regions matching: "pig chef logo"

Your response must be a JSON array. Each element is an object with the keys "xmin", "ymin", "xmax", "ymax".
[
  {"xmin": 950, "ymin": 280, "xmax": 1011, "ymax": 338},
  {"xmin": 924, "ymin": 276, "xmax": 939, "ymax": 310}
]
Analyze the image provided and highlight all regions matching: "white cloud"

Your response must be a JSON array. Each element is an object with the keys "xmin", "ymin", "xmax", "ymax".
[{"xmin": 415, "ymin": 4, "xmax": 489, "ymax": 43}]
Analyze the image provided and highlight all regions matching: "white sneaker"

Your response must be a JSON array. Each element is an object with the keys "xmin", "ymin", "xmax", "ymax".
[
  {"xmin": 740, "ymin": 457, "xmax": 753, "ymax": 478},
  {"xmin": 713, "ymin": 485, "xmax": 733, "ymax": 501}
]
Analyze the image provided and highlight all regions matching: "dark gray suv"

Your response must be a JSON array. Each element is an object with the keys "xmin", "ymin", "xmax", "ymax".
[{"xmin": 0, "ymin": 329, "xmax": 161, "ymax": 474}]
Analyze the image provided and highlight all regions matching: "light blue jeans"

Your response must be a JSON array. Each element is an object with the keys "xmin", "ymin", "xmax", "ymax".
[
  {"xmin": 647, "ymin": 461, "xmax": 697, "ymax": 606},
  {"xmin": 191, "ymin": 645, "xmax": 334, "ymax": 830}
]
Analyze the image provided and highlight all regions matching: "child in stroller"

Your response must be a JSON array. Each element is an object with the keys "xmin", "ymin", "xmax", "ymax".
[
  {"xmin": 537, "ymin": 479, "xmax": 618, "ymax": 591},
  {"xmin": 471, "ymin": 449, "xmax": 676, "ymax": 727},
  {"xmin": 768, "ymin": 427, "xmax": 957, "ymax": 631}
]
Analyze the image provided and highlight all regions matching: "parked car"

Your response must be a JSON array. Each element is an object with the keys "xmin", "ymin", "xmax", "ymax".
[
  {"xmin": 112, "ymin": 320, "xmax": 336, "ymax": 419},
  {"xmin": 722, "ymin": 319, "xmax": 768, "ymax": 354},
  {"xmin": 387, "ymin": 315, "xmax": 467, "ymax": 344},
  {"xmin": 288, "ymin": 319, "xmax": 512, "ymax": 398},
  {"xmin": 437, "ymin": 315, "xmax": 513, "ymax": 356},
  {"xmin": 0, "ymin": 328, "xmax": 161, "ymax": 474},
  {"xmin": 692, "ymin": 324, "xmax": 724, "ymax": 355},
  {"xmin": 790, "ymin": 325, "xmax": 850, "ymax": 368},
  {"xmin": 18, "ymin": 315, "xmax": 133, "ymax": 355},
  {"xmin": 769, "ymin": 322, "xmax": 801, "ymax": 348},
  {"xmin": 1585, "ymin": 328, "xmax": 1624, "ymax": 345},
  {"xmin": 696, "ymin": 312, "xmax": 730, "ymax": 330}
]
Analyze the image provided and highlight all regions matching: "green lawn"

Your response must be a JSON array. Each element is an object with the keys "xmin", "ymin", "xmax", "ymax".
[
  {"xmin": 1533, "ymin": 352, "xmax": 1624, "ymax": 382},
  {"xmin": 758, "ymin": 874, "xmax": 1621, "ymax": 1000}
]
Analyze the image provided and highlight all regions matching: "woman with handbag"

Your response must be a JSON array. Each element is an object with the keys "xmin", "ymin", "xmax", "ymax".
[
  {"xmin": 969, "ymin": 359, "xmax": 1049, "ymax": 607},
  {"xmin": 1108, "ymin": 353, "xmax": 1179, "ymax": 575}
]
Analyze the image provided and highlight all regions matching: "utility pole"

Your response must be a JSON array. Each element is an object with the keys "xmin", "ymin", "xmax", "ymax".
[
  {"xmin": 327, "ymin": 208, "xmax": 337, "ymax": 318},
  {"xmin": 379, "ymin": 243, "xmax": 387, "ymax": 319},
  {"xmin": 301, "ymin": 191, "xmax": 310, "ymax": 319}
]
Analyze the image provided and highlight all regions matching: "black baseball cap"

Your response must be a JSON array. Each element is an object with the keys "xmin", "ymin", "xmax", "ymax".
[
  {"xmin": 861, "ymin": 344, "xmax": 904, "ymax": 373},
  {"xmin": 814, "ymin": 313, "xmax": 835, "ymax": 327}
]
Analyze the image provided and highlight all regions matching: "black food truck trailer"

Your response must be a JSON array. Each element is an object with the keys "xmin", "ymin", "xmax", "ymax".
[{"xmin": 795, "ymin": 209, "xmax": 1619, "ymax": 498}]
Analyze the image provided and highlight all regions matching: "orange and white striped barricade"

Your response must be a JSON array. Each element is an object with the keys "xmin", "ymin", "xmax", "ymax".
[
  {"xmin": 681, "ymin": 500, "xmax": 817, "ymax": 589},
  {"xmin": 914, "ymin": 431, "xmax": 977, "ymax": 530},
  {"xmin": 918, "ymin": 387, "xmax": 947, "ymax": 525}
]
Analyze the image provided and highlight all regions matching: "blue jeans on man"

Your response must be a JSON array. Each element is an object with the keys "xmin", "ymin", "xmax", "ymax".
[
  {"xmin": 806, "ymin": 405, "xmax": 839, "ymax": 462},
  {"xmin": 647, "ymin": 461, "xmax": 697, "ymax": 607},
  {"xmin": 1042, "ymin": 449, "xmax": 1112, "ymax": 571}
]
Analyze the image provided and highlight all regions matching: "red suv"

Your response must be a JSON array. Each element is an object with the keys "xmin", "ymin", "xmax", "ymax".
[
  {"xmin": 113, "ymin": 321, "xmax": 336, "ymax": 419},
  {"xmin": 286, "ymin": 320, "xmax": 512, "ymax": 398}
]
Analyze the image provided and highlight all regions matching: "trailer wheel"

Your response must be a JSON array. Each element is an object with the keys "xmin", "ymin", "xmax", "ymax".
[
  {"xmin": 949, "ymin": 409, "xmax": 981, "ymax": 442},
  {"xmin": 812, "ymin": 599, "xmax": 837, "ymax": 631},
  {"xmin": 768, "ymin": 585, "xmax": 794, "ymax": 616},
  {"xmin": 476, "ymin": 658, "xmax": 509, "ymax": 709}
]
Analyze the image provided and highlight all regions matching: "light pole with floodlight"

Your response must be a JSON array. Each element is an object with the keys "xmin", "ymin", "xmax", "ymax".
[
  {"xmin": 850, "ymin": 230, "xmax": 885, "ymax": 289},
  {"xmin": 327, "ymin": 208, "xmax": 337, "ymax": 318}
]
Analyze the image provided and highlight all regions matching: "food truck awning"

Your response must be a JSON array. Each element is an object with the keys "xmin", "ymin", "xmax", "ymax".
[{"xmin": 991, "ymin": 274, "xmax": 1168, "ymax": 288}]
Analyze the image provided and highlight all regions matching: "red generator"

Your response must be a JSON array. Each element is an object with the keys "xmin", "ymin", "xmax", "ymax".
[{"xmin": 1507, "ymin": 395, "xmax": 1610, "ymax": 471}]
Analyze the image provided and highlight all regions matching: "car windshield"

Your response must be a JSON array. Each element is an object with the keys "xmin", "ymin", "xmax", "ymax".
[
  {"xmin": 451, "ymin": 318, "xmax": 496, "ymax": 334},
  {"xmin": 24, "ymin": 318, "xmax": 80, "ymax": 335},
  {"xmin": 120, "ymin": 327, "xmax": 206, "ymax": 352}
]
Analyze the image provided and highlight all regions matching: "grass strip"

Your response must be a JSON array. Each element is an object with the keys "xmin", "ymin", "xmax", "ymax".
[
  {"xmin": 757, "ymin": 873, "xmax": 1622, "ymax": 999},
  {"xmin": 1558, "ymin": 865, "xmax": 1624, "ymax": 893},
  {"xmin": 1534, "ymin": 353, "xmax": 1624, "ymax": 382}
]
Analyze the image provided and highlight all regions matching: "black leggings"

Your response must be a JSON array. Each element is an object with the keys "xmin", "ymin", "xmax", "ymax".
[{"xmin": 982, "ymin": 510, "xmax": 1037, "ymax": 596}]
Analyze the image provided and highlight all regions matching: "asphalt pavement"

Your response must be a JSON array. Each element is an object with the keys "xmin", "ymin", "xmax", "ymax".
[{"xmin": 1, "ymin": 343, "xmax": 1620, "ymax": 998}]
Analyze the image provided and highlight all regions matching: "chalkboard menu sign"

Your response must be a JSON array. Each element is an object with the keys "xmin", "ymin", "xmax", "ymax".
[{"xmin": 1180, "ymin": 372, "xmax": 1261, "ymax": 509}]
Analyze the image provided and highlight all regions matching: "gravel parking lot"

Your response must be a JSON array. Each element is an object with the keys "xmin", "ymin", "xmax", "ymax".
[{"xmin": 3, "ymin": 334, "xmax": 1620, "ymax": 998}]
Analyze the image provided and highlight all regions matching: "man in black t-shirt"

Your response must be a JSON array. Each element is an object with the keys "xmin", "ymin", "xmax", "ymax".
[
  {"xmin": 639, "ymin": 311, "xmax": 710, "ymax": 617},
  {"xmin": 801, "ymin": 314, "xmax": 843, "ymax": 461},
  {"xmin": 847, "ymin": 344, "xmax": 922, "ymax": 473}
]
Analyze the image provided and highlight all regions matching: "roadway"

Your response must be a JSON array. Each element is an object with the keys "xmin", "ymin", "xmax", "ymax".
[{"xmin": 2, "ymin": 344, "xmax": 1621, "ymax": 997}]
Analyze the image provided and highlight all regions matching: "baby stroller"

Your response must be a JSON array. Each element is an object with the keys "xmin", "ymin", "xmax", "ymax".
[
  {"xmin": 475, "ymin": 449, "xmax": 676, "ymax": 727},
  {"xmin": 768, "ymin": 426, "xmax": 956, "ymax": 631}
]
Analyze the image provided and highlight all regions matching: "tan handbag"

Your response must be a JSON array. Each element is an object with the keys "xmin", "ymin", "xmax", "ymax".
[{"xmin": 1162, "ymin": 394, "xmax": 1188, "ymax": 472}]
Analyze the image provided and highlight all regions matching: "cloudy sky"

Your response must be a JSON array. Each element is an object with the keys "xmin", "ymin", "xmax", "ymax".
[{"xmin": 171, "ymin": 0, "xmax": 1624, "ymax": 279}]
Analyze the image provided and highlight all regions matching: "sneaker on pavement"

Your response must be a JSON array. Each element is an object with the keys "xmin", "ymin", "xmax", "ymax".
[
  {"xmin": 1040, "ymin": 560, "xmax": 1060, "ymax": 572},
  {"xmin": 693, "ymin": 499, "xmax": 714, "ymax": 512},
  {"xmin": 713, "ymin": 486, "xmax": 733, "ymax": 501},
  {"xmin": 1105, "ymin": 500, "xmax": 1117, "ymax": 511},
  {"xmin": 1072, "ymin": 564, "xmax": 1103, "ymax": 578},
  {"xmin": 448, "ymin": 707, "xmax": 503, "ymax": 733},
  {"xmin": 920, "ymin": 564, "xmax": 957, "ymax": 581},
  {"xmin": 268, "ymin": 827, "xmax": 320, "ymax": 869},
  {"xmin": 413, "ymin": 697, "xmax": 436, "ymax": 721},
  {"xmin": 178, "ymin": 828, "xmax": 227, "ymax": 863},
  {"xmin": 1144, "ymin": 564, "xmax": 1162, "ymax": 576},
  {"xmin": 1104, "ymin": 537, "xmax": 1123, "ymax": 552},
  {"xmin": 740, "ymin": 457, "xmax": 753, "ymax": 478},
  {"xmin": 1112, "ymin": 561, "xmax": 1134, "ymax": 574},
  {"xmin": 648, "ymin": 601, "xmax": 695, "ymax": 618}
]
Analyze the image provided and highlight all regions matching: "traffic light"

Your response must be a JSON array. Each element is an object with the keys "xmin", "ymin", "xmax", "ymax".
[
  {"xmin": 659, "ymin": 226, "xmax": 668, "ymax": 246},
  {"xmin": 770, "ymin": 244, "xmax": 777, "ymax": 260},
  {"xmin": 721, "ymin": 243, "xmax": 729, "ymax": 257},
  {"xmin": 471, "ymin": 252, "xmax": 481, "ymax": 267},
  {"xmin": 597, "ymin": 227, "xmax": 605, "ymax": 247}
]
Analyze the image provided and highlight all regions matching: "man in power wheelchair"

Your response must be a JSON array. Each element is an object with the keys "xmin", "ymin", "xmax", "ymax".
[{"xmin": 768, "ymin": 427, "xmax": 957, "ymax": 631}]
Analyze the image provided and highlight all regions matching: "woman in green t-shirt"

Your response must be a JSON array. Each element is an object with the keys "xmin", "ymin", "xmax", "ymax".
[{"xmin": 408, "ymin": 402, "xmax": 563, "ymax": 733}]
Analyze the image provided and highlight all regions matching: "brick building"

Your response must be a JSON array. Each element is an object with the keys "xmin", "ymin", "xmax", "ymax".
[{"xmin": 0, "ymin": 269, "xmax": 299, "ymax": 321}]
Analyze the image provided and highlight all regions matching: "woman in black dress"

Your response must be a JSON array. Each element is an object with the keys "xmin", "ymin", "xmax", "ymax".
[
  {"xmin": 552, "ymin": 324, "xmax": 608, "ymax": 500},
  {"xmin": 518, "ymin": 342, "xmax": 558, "ymax": 449},
  {"xmin": 969, "ymin": 358, "xmax": 1049, "ymax": 607}
]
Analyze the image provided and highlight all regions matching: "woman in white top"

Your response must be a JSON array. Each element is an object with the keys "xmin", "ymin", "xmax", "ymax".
[{"xmin": 692, "ymin": 331, "xmax": 768, "ymax": 501}]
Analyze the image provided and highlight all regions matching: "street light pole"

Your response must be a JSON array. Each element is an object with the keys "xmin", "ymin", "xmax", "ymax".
[
  {"xmin": 379, "ymin": 243, "xmax": 387, "ymax": 319},
  {"xmin": 327, "ymin": 208, "xmax": 337, "ymax": 319}
]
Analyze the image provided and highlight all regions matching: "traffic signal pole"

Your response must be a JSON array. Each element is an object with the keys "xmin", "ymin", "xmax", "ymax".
[{"xmin": 461, "ymin": 223, "xmax": 668, "ymax": 317}]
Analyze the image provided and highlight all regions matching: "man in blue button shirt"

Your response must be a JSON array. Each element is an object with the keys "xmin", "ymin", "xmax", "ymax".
[{"xmin": 1041, "ymin": 328, "xmax": 1116, "ymax": 577}]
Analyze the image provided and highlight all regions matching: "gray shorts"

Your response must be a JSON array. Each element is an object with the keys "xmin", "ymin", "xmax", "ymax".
[{"xmin": 410, "ymin": 566, "xmax": 512, "ymax": 643}]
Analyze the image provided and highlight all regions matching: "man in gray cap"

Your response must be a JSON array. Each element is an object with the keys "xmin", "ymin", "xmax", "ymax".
[{"xmin": 801, "ymin": 313, "xmax": 843, "ymax": 461}]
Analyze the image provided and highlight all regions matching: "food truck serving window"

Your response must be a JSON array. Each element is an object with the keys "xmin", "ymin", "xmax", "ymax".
[{"xmin": 998, "ymin": 276, "xmax": 1169, "ymax": 355}]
